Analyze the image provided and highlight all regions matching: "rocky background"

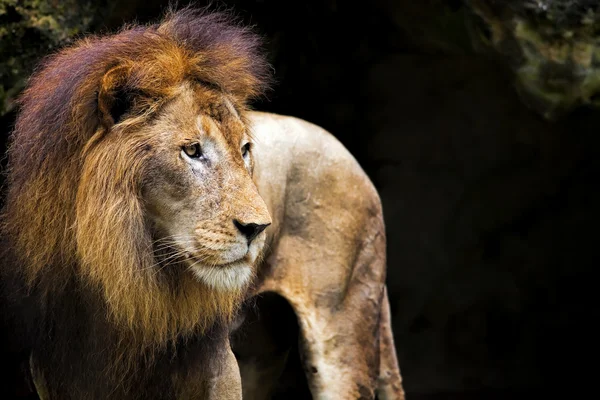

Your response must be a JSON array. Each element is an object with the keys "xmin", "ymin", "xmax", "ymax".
[{"xmin": 1, "ymin": 0, "xmax": 597, "ymax": 398}]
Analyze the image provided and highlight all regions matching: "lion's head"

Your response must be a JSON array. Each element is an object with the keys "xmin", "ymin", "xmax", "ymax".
[
  {"xmin": 137, "ymin": 82, "xmax": 271, "ymax": 290},
  {"xmin": 2, "ymin": 8, "xmax": 271, "ymax": 350}
]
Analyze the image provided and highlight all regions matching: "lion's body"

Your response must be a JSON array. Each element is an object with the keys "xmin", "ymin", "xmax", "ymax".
[
  {"xmin": 0, "ymin": 8, "xmax": 404, "ymax": 400},
  {"xmin": 232, "ymin": 112, "xmax": 405, "ymax": 399}
]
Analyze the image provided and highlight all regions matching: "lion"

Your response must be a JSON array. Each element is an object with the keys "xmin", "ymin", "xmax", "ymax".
[{"xmin": 0, "ymin": 7, "xmax": 404, "ymax": 400}]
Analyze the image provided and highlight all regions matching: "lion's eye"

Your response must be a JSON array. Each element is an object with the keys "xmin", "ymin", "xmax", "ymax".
[
  {"xmin": 241, "ymin": 142, "xmax": 251, "ymax": 158},
  {"xmin": 183, "ymin": 143, "xmax": 202, "ymax": 158}
]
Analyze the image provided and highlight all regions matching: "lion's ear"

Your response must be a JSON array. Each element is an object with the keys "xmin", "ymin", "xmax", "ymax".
[{"xmin": 98, "ymin": 65, "xmax": 132, "ymax": 128}]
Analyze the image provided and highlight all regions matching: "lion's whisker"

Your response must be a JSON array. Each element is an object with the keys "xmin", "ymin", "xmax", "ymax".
[
  {"xmin": 141, "ymin": 250, "xmax": 189, "ymax": 272},
  {"xmin": 146, "ymin": 234, "xmax": 192, "ymax": 248}
]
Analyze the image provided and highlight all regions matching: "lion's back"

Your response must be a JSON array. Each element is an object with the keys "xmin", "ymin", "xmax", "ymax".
[
  {"xmin": 249, "ymin": 110, "xmax": 382, "ymax": 218},
  {"xmin": 248, "ymin": 111, "xmax": 385, "ymax": 276}
]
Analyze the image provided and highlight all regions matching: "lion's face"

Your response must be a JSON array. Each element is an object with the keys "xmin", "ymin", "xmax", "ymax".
[{"xmin": 141, "ymin": 83, "xmax": 271, "ymax": 291}]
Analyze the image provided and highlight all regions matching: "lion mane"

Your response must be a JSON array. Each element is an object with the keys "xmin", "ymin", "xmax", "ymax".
[{"xmin": 1, "ymin": 7, "xmax": 270, "ymax": 388}]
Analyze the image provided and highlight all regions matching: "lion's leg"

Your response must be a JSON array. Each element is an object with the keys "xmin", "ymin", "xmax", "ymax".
[
  {"xmin": 203, "ymin": 346, "xmax": 242, "ymax": 400},
  {"xmin": 174, "ymin": 339, "xmax": 242, "ymax": 400},
  {"xmin": 292, "ymin": 302, "xmax": 379, "ymax": 400},
  {"xmin": 377, "ymin": 287, "xmax": 406, "ymax": 400},
  {"xmin": 260, "ymin": 227, "xmax": 388, "ymax": 399},
  {"xmin": 291, "ymin": 287, "xmax": 406, "ymax": 400}
]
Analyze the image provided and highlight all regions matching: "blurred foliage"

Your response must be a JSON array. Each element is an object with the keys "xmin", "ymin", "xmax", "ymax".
[
  {"xmin": 465, "ymin": 0, "xmax": 600, "ymax": 120},
  {"xmin": 501, "ymin": 0, "xmax": 600, "ymax": 29},
  {"xmin": 0, "ymin": 0, "xmax": 118, "ymax": 115},
  {"xmin": 4, "ymin": 0, "xmax": 600, "ymax": 120}
]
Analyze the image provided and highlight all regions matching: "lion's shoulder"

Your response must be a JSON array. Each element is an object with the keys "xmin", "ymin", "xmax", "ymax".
[
  {"xmin": 247, "ymin": 111, "xmax": 383, "ymax": 243},
  {"xmin": 248, "ymin": 111, "xmax": 339, "ymax": 148},
  {"xmin": 247, "ymin": 111, "xmax": 366, "ymax": 173}
]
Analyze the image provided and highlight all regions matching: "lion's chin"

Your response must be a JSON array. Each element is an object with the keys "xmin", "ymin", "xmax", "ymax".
[{"xmin": 189, "ymin": 260, "xmax": 253, "ymax": 291}]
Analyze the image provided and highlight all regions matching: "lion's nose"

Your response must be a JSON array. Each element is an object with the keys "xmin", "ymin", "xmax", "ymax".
[{"xmin": 233, "ymin": 220, "xmax": 270, "ymax": 244}]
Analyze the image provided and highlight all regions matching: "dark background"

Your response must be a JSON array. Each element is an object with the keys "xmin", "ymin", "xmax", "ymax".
[{"xmin": 1, "ymin": 0, "xmax": 598, "ymax": 398}]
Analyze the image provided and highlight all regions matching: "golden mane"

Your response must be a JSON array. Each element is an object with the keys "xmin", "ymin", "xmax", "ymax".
[{"xmin": 1, "ymin": 7, "xmax": 270, "ymax": 355}]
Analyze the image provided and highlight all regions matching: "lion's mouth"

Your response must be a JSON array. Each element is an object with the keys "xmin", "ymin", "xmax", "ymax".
[
  {"xmin": 185, "ymin": 253, "xmax": 251, "ymax": 269},
  {"xmin": 193, "ymin": 258, "xmax": 248, "ymax": 269},
  {"xmin": 186, "ymin": 256, "xmax": 254, "ymax": 290}
]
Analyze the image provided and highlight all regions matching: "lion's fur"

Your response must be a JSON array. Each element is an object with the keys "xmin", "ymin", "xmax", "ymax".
[{"xmin": 1, "ymin": 7, "xmax": 270, "ymax": 389}]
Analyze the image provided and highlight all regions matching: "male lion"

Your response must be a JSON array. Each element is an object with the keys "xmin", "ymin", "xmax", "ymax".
[{"xmin": 0, "ymin": 8, "xmax": 404, "ymax": 400}]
